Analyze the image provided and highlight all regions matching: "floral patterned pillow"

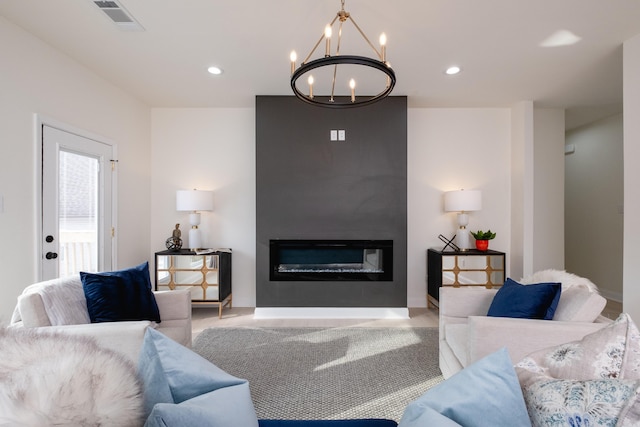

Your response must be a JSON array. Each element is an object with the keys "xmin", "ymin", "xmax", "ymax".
[
  {"xmin": 516, "ymin": 313, "xmax": 640, "ymax": 426},
  {"xmin": 523, "ymin": 378, "xmax": 640, "ymax": 427}
]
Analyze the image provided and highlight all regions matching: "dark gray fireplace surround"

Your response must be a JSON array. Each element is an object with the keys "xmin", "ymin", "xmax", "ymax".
[{"xmin": 256, "ymin": 96, "xmax": 407, "ymax": 308}]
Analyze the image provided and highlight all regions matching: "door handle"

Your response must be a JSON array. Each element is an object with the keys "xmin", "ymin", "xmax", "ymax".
[{"xmin": 45, "ymin": 252, "xmax": 58, "ymax": 260}]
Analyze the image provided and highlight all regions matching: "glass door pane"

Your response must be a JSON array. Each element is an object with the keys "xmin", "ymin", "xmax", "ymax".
[{"xmin": 58, "ymin": 150, "xmax": 99, "ymax": 277}]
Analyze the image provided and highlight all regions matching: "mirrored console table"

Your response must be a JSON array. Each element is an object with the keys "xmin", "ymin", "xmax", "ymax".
[
  {"xmin": 427, "ymin": 248, "xmax": 505, "ymax": 307},
  {"xmin": 155, "ymin": 249, "xmax": 232, "ymax": 318}
]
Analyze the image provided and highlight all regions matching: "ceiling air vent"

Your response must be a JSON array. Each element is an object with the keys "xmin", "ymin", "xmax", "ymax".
[{"xmin": 93, "ymin": 0, "xmax": 144, "ymax": 31}]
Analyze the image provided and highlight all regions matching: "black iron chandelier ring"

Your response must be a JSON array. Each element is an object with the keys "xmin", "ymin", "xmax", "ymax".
[{"xmin": 290, "ymin": 55, "xmax": 397, "ymax": 109}]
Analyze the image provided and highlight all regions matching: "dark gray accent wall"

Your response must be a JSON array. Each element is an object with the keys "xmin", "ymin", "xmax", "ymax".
[{"xmin": 256, "ymin": 96, "xmax": 407, "ymax": 307}]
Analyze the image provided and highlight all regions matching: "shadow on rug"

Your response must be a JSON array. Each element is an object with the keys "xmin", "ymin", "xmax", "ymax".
[{"xmin": 193, "ymin": 327, "xmax": 443, "ymax": 421}]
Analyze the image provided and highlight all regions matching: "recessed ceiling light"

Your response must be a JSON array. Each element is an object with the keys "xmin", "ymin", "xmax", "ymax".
[
  {"xmin": 207, "ymin": 66, "xmax": 223, "ymax": 75},
  {"xmin": 445, "ymin": 66, "xmax": 461, "ymax": 75}
]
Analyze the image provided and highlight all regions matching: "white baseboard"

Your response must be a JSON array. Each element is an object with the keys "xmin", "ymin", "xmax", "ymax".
[{"xmin": 253, "ymin": 307, "xmax": 410, "ymax": 320}]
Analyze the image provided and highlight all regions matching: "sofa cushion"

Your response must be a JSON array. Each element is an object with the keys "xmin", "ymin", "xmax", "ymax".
[
  {"xmin": 399, "ymin": 347, "xmax": 530, "ymax": 427},
  {"xmin": 81, "ymin": 262, "xmax": 161, "ymax": 323},
  {"xmin": 14, "ymin": 275, "xmax": 90, "ymax": 326},
  {"xmin": 443, "ymin": 323, "xmax": 468, "ymax": 367},
  {"xmin": 138, "ymin": 328, "xmax": 258, "ymax": 426},
  {"xmin": 487, "ymin": 278, "xmax": 561, "ymax": 320},
  {"xmin": 516, "ymin": 313, "xmax": 640, "ymax": 426},
  {"xmin": 552, "ymin": 285, "xmax": 607, "ymax": 322}
]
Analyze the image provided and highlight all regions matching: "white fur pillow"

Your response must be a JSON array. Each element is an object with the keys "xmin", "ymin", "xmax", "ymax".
[
  {"xmin": 520, "ymin": 269, "xmax": 599, "ymax": 293},
  {"xmin": 0, "ymin": 327, "xmax": 143, "ymax": 426}
]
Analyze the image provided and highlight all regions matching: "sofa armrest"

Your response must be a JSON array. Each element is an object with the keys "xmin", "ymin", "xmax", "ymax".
[
  {"xmin": 43, "ymin": 320, "xmax": 152, "ymax": 364},
  {"xmin": 154, "ymin": 289, "xmax": 192, "ymax": 347},
  {"xmin": 439, "ymin": 287, "xmax": 498, "ymax": 318},
  {"xmin": 467, "ymin": 316, "xmax": 610, "ymax": 365},
  {"xmin": 154, "ymin": 289, "xmax": 191, "ymax": 321},
  {"xmin": 439, "ymin": 287, "xmax": 498, "ymax": 338}
]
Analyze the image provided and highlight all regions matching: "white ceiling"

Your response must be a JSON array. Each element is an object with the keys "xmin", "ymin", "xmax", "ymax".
[{"xmin": 2, "ymin": 0, "xmax": 639, "ymax": 129}]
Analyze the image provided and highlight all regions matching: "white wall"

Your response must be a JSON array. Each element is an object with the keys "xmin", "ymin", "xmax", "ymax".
[
  {"xmin": 0, "ymin": 17, "xmax": 151, "ymax": 320},
  {"xmin": 533, "ymin": 108, "xmax": 565, "ymax": 271},
  {"xmin": 510, "ymin": 101, "xmax": 534, "ymax": 279},
  {"xmin": 150, "ymin": 109, "xmax": 256, "ymax": 307},
  {"xmin": 623, "ymin": 35, "xmax": 640, "ymax": 323},
  {"xmin": 395, "ymin": 108, "xmax": 512, "ymax": 307},
  {"xmin": 565, "ymin": 114, "xmax": 623, "ymax": 300}
]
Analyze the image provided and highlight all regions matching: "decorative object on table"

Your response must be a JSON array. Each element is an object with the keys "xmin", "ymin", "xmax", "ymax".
[
  {"xmin": 438, "ymin": 234, "xmax": 460, "ymax": 252},
  {"xmin": 443, "ymin": 189, "xmax": 482, "ymax": 251},
  {"xmin": 471, "ymin": 229, "xmax": 496, "ymax": 251},
  {"xmin": 289, "ymin": 0, "xmax": 395, "ymax": 109},
  {"xmin": 176, "ymin": 189, "xmax": 214, "ymax": 250},
  {"xmin": 165, "ymin": 223, "xmax": 183, "ymax": 250}
]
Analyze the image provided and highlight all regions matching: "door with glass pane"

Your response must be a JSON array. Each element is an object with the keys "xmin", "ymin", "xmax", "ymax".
[{"xmin": 41, "ymin": 125, "xmax": 114, "ymax": 280}]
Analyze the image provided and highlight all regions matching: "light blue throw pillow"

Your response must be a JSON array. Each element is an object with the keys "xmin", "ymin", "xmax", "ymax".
[
  {"xmin": 137, "ymin": 328, "xmax": 259, "ymax": 427},
  {"xmin": 399, "ymin": 347, "xmax": 531, "ymax": 427}
]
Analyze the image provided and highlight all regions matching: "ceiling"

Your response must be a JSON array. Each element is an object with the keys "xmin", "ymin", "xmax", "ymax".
[{"xmin": 2, "ymin": 0, "xmax": 639, "ymax": 129}]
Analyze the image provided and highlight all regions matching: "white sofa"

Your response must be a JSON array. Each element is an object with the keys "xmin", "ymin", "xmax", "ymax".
[
  {"xmin": 10, "ymin": 274, "xmax": 192, "ymax": 363},
  {"xmin": 439, "ymin": 271, "xmax": 612, "ymax": 379}
]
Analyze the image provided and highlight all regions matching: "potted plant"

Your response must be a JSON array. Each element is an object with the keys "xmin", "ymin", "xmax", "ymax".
[{"xmin": 471, "ymin": 230, "xmax": 496, "ymax": 251}]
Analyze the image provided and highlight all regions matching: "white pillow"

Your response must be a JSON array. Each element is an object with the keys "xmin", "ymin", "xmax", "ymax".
[{"xmin": 552, "ymin": 285, "xmax": 607, "ymax": 322}]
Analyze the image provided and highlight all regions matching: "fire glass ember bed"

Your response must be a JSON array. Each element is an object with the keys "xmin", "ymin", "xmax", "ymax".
[{"xmin": 269, "ymin": 239, "xmax": 393, "ymax": 281}]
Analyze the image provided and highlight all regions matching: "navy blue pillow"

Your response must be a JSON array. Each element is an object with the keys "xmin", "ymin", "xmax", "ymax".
[
  {"xmin": 81, "ymin": 262, "xmax": 161, "ymax": 323},
  {"xmin": 487, "ymin": 278, "xmax": 561, "ymax": 320}
]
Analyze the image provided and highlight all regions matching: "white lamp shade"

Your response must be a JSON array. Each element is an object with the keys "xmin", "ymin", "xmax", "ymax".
[
  {"xmin": 176, "ymin": 190, "xmax": 214, "ymax": 212},
  {"xmin": 444, "ymin": 190, "xmax": 482, "ymax": 212}
]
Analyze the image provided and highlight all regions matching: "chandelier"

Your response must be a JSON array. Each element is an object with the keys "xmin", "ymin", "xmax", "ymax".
[{"xmin": 289, "ymin": 0, "xmax": 396, "ymax": 108}]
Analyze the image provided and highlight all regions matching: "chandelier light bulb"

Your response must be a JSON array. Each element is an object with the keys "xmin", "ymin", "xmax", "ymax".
[
  {"xmin": 379, "ymin": 33, "xmax": 387, "ymax": 61},
  {"xmin": 349, "ymin": 78, "xmax": 356, "ymax": 102},
  {"xmin": 308, "ymin": 75, "xmax": 314, "ymax": 98},
  {"xmin": 290, "ymin": 50, "xmax": 297, "ymax": 74},
  {"xmin": 325, "ymin": 25, "xmax": 332, "ymax": 57}
]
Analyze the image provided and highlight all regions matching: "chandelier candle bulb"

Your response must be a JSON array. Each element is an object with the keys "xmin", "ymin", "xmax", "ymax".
[
  {"xmin": 325, "ymin": 25, "xmax": 332, "ymax": 57},
  {"xmin": 379, "ymin": 33, "xmax": 387, "ymax": 61},
  {"xmin": 308, "ymin": 75, "xmax": 314, "ymax": 98},
  {"xmin": 349, "ymin": 78, "xmax": 356, "ymax": 102},
  {"xmin": 290, "ymin": 51, "xmax": 297, "ymax": 75}
]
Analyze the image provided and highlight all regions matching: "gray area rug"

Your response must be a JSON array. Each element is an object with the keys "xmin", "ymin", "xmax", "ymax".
[{"xmin": 193, "ymin": 327, "xmax": 443, "ymax": 421}]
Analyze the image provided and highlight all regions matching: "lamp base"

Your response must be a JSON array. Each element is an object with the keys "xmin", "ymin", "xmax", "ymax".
[
  {"xmin": 456, "ymin": 227, "xmax": 471, "ymax": 251},
  {"xmin": 189, "ymin": 228, "xmax": 201, "ymax": 250}
]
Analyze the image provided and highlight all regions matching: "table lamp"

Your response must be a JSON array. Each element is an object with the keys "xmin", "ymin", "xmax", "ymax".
[
  {"xmin": 176, "ymin": 189, "xmax": 214, "ymax": 250},
  {"xmin": 444, "ymin": 189, "xmax": 482, "ymax": 251}
]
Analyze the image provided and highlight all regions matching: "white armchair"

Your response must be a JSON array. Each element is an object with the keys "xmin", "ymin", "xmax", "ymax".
[
  {"xmin": 439, "ymin": 272, "xmax": 612, "ymax": 379},
  {"xmin": 10, "ymin": 274, "xmax": 192, "ymax": 363}
]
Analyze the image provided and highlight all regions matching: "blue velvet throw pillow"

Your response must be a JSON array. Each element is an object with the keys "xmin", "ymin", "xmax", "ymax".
[
  {"xmin": 487, "ymin": 278, "xmax": 561, "ymax": 320},
  {"xmin": 81, "ymin": 261, "xmax": 161, "ymax": 323}
]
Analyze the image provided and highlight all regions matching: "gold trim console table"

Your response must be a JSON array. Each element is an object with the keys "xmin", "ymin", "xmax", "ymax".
[
  {"xmin": 155, "ymin": 249, "xmax": 232, "ymax": 318},
  {"xmin": 427, "ymin": 248, "xmax": 505, "ymax": 308}
]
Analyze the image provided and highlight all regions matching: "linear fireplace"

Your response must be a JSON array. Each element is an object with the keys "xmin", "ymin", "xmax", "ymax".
[{"xmin": 270, "ymin": 239, "xmax": 393, "ymax": 282}]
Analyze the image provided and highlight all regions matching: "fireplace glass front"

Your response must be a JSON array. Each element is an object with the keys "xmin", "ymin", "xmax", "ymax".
[{"xmin": 269, "ymin": 239, "xmax": 393, "ymax": 281}]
